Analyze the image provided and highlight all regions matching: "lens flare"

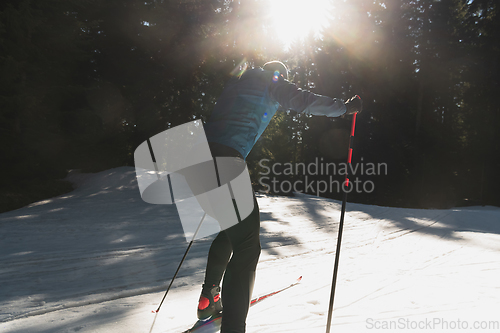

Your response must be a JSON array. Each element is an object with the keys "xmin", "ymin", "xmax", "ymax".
[
  {"xmin": 273, "ymin": 70, "xmax": 280, "ymax": 82},
  {"xmin": 262, "ymin": 112, "xmax": 268, "ymax": 121},
  {"xmin": 230, "ymin": 58, "xmax": 248, "ymax": 77}
]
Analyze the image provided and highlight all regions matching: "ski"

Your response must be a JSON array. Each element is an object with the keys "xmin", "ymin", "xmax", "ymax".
[
  {"xmin": 181, "ymin": 312, "xmax": 222, "ymax": 333},
  {"xmin": 181, "ymin": 276, "xmax": 302, "ymax": 332},
  {"xmin": 249, "ymin": 275, "xmax": 302, "ymax": 306}
]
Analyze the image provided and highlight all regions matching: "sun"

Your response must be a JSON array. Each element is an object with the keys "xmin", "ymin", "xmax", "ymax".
[{"xmin": 268, "ymin": 0, "xmax": 333, "ymax": 49}]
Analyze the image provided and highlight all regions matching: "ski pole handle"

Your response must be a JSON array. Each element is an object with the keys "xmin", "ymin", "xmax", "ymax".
[{"xmin": 345, "ymin": 112, "xmax": 357, "ymax": 187}]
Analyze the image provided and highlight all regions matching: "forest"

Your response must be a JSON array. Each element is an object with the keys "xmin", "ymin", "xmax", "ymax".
[{"xmin": 1, "ymin": 0, "xmax": 499, "ymax": 212}]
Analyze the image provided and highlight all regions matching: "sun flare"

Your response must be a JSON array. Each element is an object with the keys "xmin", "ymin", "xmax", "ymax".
[{"xmin": 268, "ymin": 0, "xmax": 333, "ymax": 48}]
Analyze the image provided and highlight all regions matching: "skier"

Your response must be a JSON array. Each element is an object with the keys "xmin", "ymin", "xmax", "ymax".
[{"xmin": 198, "ymin": 60, "xmax": 362, "ymax": 333}]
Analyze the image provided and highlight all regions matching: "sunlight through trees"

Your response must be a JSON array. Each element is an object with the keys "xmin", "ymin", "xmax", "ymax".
[{"xmin": 1, "ymin": 0, "xmax": 499, "ymax": 211}]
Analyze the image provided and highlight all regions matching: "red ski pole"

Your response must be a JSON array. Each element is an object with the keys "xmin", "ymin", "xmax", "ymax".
[{"xmin": 325, "ymin": 111, "xmax": 358, "ymax": 333}]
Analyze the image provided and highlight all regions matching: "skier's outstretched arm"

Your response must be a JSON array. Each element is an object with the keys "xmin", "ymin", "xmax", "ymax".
[
  {"xmin": 268, "ymin": 77, "xmax": 362, "ymax": 117},
  {"xmin": 268, "ymin": 78, "xmax": 345, "ymax": 117}
]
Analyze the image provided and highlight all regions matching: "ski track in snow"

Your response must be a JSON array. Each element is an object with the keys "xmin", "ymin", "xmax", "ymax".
[{"xmin": 1, "ymin": 167, "xmax": 499, "ymax": 333}]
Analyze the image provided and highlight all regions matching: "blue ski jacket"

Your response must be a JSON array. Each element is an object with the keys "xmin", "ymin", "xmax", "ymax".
[{"xmin": 204, "ymin": 68, "xmax": 347, "ymax": 159}]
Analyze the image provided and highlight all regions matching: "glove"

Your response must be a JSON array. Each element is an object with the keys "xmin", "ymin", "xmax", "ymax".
[{"xmin": 344, "ymin": 95, "xmax": 363, "ymax": 115}]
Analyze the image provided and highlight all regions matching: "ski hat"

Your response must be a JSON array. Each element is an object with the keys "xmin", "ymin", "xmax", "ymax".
[{"xmin": 263, "ymin": 60, "xmax": 288, "ymax": 81}]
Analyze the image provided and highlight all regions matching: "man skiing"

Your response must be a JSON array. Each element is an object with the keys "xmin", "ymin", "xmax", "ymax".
[{"xmin": 198, "ymin": 60, "xmax": 362, "ymax": 333}]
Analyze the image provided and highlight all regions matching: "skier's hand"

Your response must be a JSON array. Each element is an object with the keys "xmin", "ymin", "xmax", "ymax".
[{"xmin": 344, "ymin": 95, "xmax": 362, "ymax": 116}]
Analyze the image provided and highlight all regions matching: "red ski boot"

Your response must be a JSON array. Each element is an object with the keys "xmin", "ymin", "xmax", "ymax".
[{"xmin": 197, "ymin": 284, "xmax": 222, "ymax": 320}]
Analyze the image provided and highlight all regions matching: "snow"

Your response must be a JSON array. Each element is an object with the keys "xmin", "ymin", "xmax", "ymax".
[{"xmin": 1, "ymin": 167, "xmax": 499, "ymax": 333}]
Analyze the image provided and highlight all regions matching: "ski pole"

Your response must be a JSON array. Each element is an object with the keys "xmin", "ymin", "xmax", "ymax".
[
  {"xmin": 145, "ymin": 139, "xmax": 209, "ymax": 313},
  {"xmin": 325, "ymin": 112, "xmax": 358, "ymax": 333},
  {"xmin": 153, "ymin": 212, "xmax": 207, "ymax": 313}
]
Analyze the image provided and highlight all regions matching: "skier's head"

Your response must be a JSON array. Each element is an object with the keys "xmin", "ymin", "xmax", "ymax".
[{"xmin": 263, "ymin": 60, "xmax": 288, "ymax": 81}]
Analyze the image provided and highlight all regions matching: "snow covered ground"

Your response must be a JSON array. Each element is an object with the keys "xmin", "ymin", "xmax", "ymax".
[{"xmin": 1, "ymin": 167, "xmax": 499, "ymax": 333}]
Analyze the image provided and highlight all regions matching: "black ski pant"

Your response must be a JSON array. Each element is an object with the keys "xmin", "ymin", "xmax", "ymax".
[
  {"xmin": 204, "ymin": 143, "xmax": 261, "ymax": 333},
  {"xmin": 204, "ymin": 197, "xmax": 260, "ymax": 333}
]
